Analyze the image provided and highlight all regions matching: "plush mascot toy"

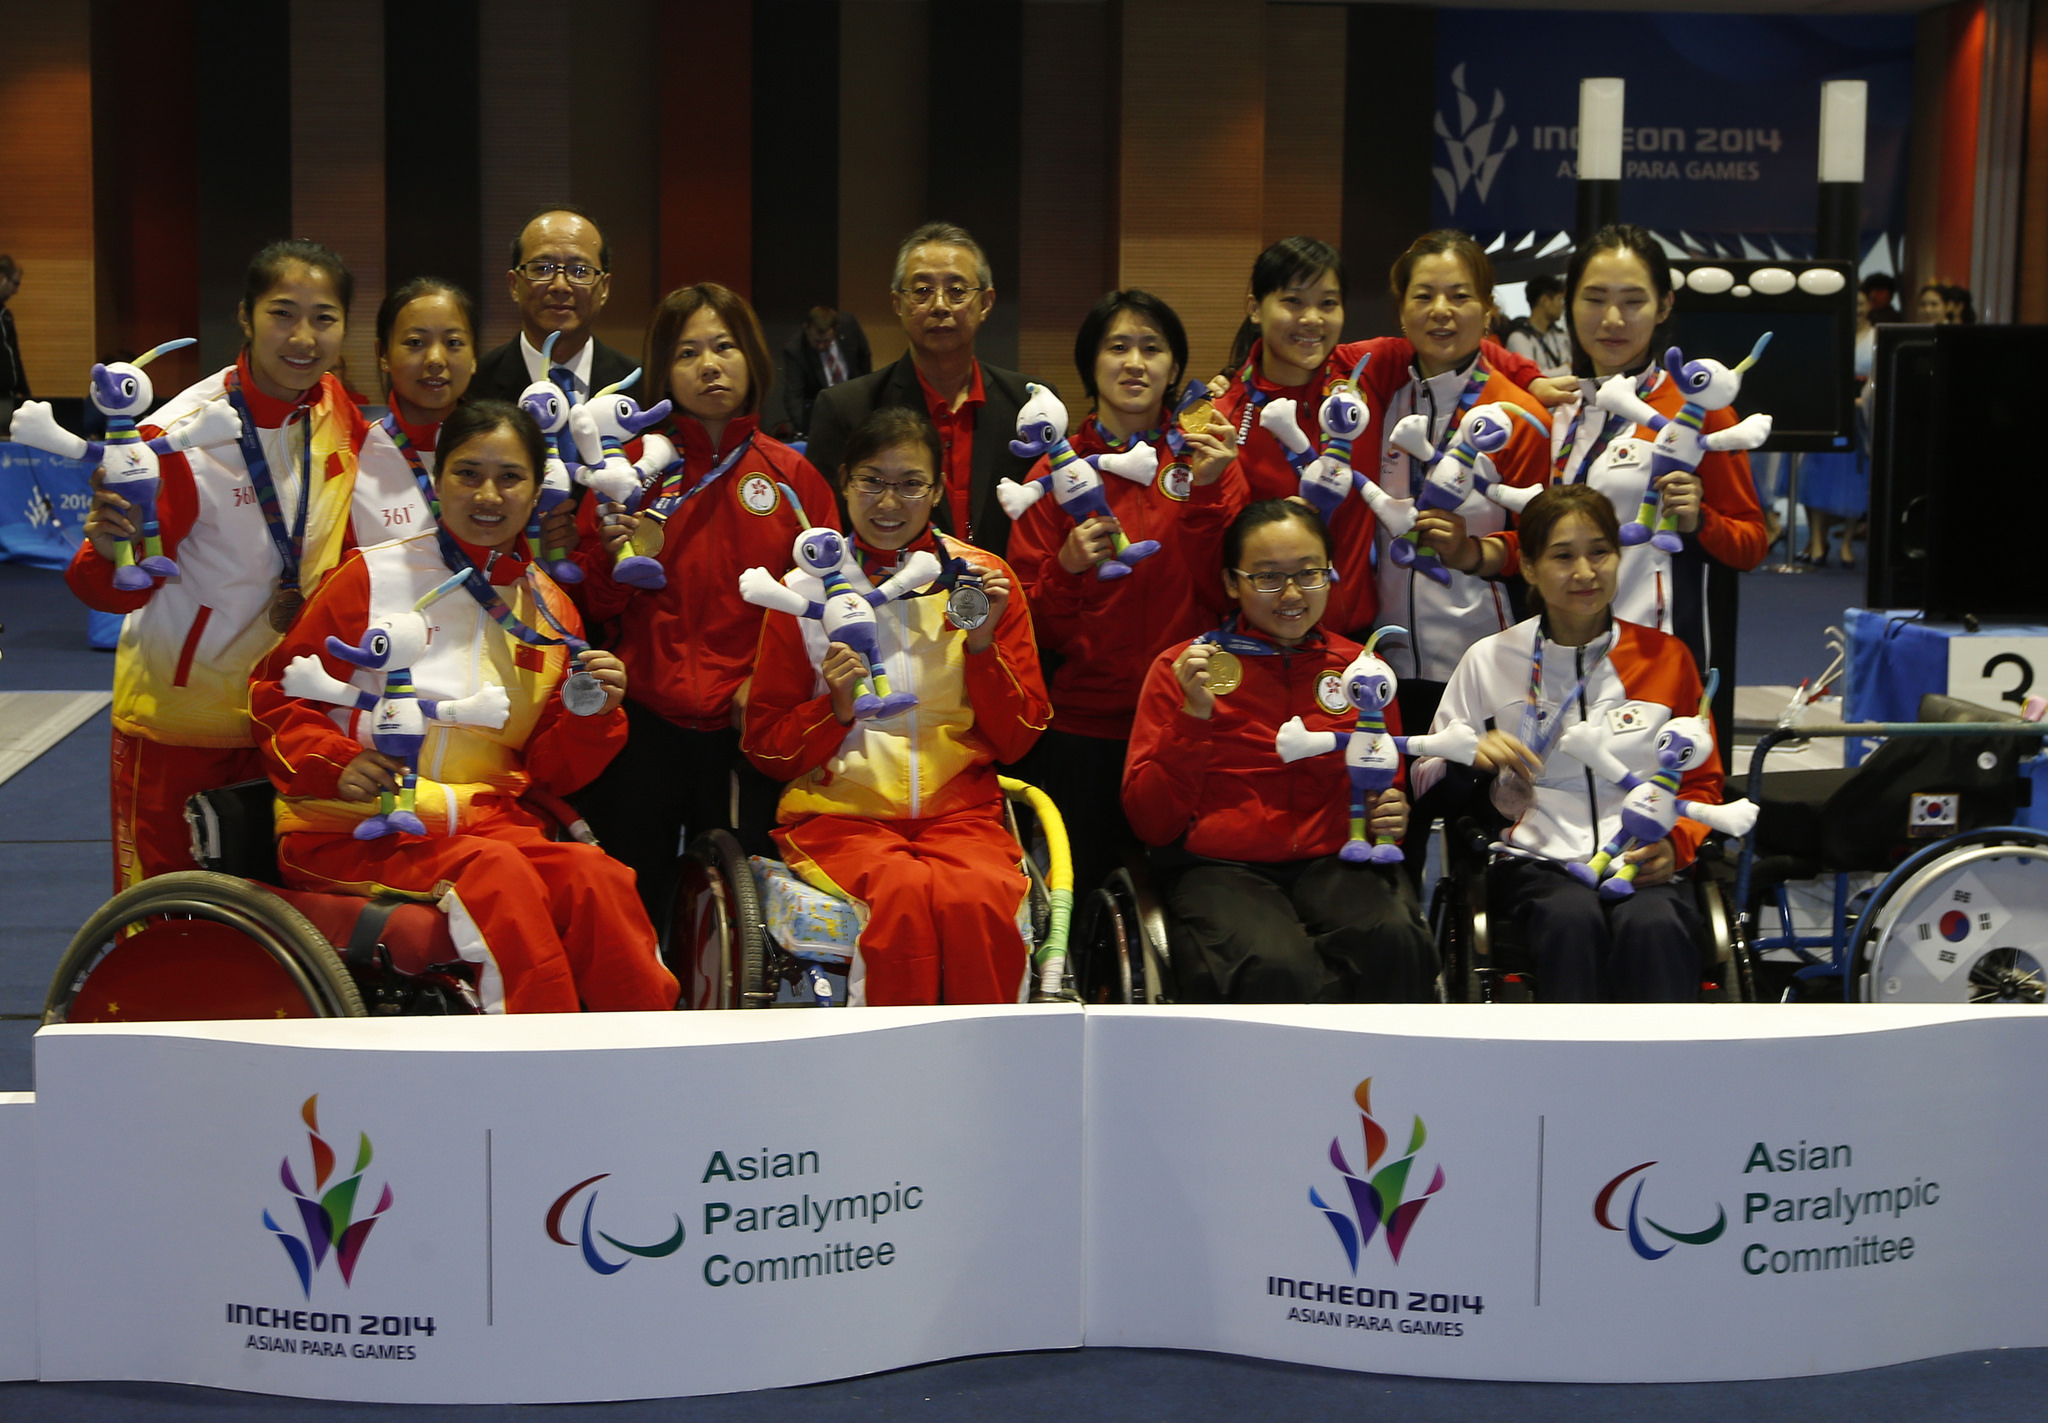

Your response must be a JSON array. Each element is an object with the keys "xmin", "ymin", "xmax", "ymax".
[
  {"xmin": 1554, "ymin": 671, "xmax": 1760, "ymax": 898},
  {"xmin": 1591, "ymin": 334, "xmax": 1774, "ymax": 552},
  {"xmin": 1273, "ymin": 626, "xmax": 1481, "ymax": 863},
  {"xmin": 1360, "ymin": 403, "xmax": 1541, "ymax": 586},
  {"xmin": 739, "ymin": 528, "xmax": 942, "ymax": 720},
  {"xmin": 569, "ymin": 376, "xmax": 678, "ymax": 591},
  {"xmin": 996, "ymin": 383, "xmax": 1161, "ymax": 580},
  {"xmin": 1258, "ymin": 353, "xmax": 1374, "ymax": 522},
  {"xmin": 7, "ymin": 338, "xmax": 242, "ymax": 590},
  {"xmin": 513, "ymin": 332, "xmax": 586, "ymax": 584},
  {"xmin": 281, "ymin": 570, "xmax": 513, "ymax": 839}
]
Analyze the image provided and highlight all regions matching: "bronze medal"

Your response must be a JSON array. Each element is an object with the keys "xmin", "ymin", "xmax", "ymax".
[
  {"xmin": 1205, "ymin": 649, "xmax": 1244, "ymax": 696},
  {"xmin": 267, "ymin": 588, "xmax": 304, "ymax": 633}
]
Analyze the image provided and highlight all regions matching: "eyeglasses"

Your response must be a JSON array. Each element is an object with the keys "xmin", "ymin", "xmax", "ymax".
[
  {"xmin": 1231, "ymin": 566, "xmax": 1331, "ymax": 593},
  {"xmin": 896, "ymin": 283, "xmax": 983, "ymax": 310},
  {"xmin": 848, "ymin": 476, "xmax": 936, "ymax": 502},
  {"xmin": 515, "ymin": 260, "xmax": 605, "ymax": 287}
]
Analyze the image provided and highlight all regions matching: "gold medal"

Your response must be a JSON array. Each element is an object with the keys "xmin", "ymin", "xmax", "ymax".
[
  {"xmin": 267, "ymin": 588, "xmax": 304, "ymax": 633},
  {"xmin": 629, "ymin": 517, "xmax": 666, "ymax": 557},
  {"xmin": 1205, "ymin": 648, "xmax": 1243, "ymax": 696},
  {"xmin": 1178, "ymin": 399, "xmax": 1216, "ymax": 435}
]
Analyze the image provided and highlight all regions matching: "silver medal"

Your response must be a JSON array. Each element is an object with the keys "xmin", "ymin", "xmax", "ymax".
[
  {"xmin": 561, "ymin": 669, "xmax": 608, "ymax": 716},
  {"xmin": 946, "ymin": 582, "xmax": 991, "ymax": 631}
]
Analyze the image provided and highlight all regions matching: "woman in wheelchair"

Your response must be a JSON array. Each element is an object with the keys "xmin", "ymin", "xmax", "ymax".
[
  {"xmin": 1418, "ymin": 484, "xmax": 1723, "ymax": 1001},
  {"xmin": 1122, "ymin": 500, "xmax": 1438, "ymax": 1003},
  {"xmin": 741, "ymin": 408, "xmax": 1052, "ymax": 1006},
  {"xmin": 249, "ymin": 400, "xmax": 680, "ymax": 1013}
]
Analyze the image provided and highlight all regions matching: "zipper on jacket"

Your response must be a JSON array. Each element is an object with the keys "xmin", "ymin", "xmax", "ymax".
[{"xmin": 1575, "ymin": 642, "xmax": 1601, "ymax": 858}]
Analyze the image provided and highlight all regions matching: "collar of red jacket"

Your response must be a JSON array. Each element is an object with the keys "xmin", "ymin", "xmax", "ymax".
[
  {"xmin": 448, "ymin": 532, "xmax": 531, "ymax": 585},
  {"xmin": 914, "ymin": 361, "xmax": 986, "ymax": 420},
  {"xmin": 234, "ymin": 351, "xmax": 322, "ymax": 429},
  {"xmin": 1217, "ymin": 612, "xmax": 1329, "ymax": 655},
  {"xmin": 854, "ymin": 526, "xmax": 943, "ymax": 583},
  {"xmin": 390, "ymin": 407, "xmax": 439, "ymax": 453},
  {"xmin": 1075, "ymin": 415, "xmax": 1168, "ymax": 456},
  {"xmin": 668, "ymin": 412, "xmax": 760, "ymax": 466}
]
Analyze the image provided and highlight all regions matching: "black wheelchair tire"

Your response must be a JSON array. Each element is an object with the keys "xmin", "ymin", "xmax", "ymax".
[
  {"xmin": 674, "ymin": 830, "xmax": 769, "ymax": 1009},
  {"xmin": 46, "ymin": 871, "xmax": 365, "ymax": 1024},
  {"xmin": 1849, "ymin": 826, "xmax": 2048, "ymax": 1003}
]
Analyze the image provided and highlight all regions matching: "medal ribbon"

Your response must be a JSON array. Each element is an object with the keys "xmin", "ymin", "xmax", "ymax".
[
  {"xmin": 381, "ymin": 413, "xmax": 438, "ymax": 515},
  {"xmin": 644, "ymin": 435, "xmax": 751, "ymax": 519},
  {"xmin": 1555, "ymin": 366, "xmax": 1660, "ymax": 484},
  {"xmin": 1519, "ymin": 620, "xmax": 1613, "ymax": 756},
  {"xmin": 1197, "ymin": 615, "xmax": 1286, "ymax": 657},
  {"xmin": 432, "ymin": 525, "xmax": 579, "ymax": 651},
  {"xmin": 225, "ymin": 369, "xmax": 313, "ymax": 594}
]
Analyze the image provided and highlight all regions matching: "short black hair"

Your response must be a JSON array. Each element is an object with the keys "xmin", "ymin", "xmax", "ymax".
[
  {"xmin": 839, "ymin": 407, "xmax": 942, "ymax": 487},
  {"xmin": 435, "ymin": 399, "xmax": 545, "ymax": 487},
  {"xmin": 375, "ymin": 276, "xmax": 477, "ymax": 352},
  {"xmin": 1859, "ymin": 272, "xmax": 1897, "ymax": 295},
  {"xmin": 1073, "ymin": 290, "xmax": 1188, "ymax": 402},
  {"xmin": 242, "ymin": 239, "xmax": 354, "ymax": 322},
  {"xmin": 1562, "ymin": 223, "xmax": 1676, "ymax": 379},
  {"xmin": 1221, "ymin": 498, "xmax": 1333, "ymax": 573},
  {"xmin": 508, "ymin": 205, "xmax": 610, "ymax": 272},
  {"xmin": 1525, "ymin": 274, "xmax": 1564, "ymax": 304}
]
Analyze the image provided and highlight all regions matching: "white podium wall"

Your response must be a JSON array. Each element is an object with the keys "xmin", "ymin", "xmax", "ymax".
[
  {"xmin": 0, "ymin": 1093, "xmax": 34, "ymax": 1382},
  {"xmin": 16, "ymin": 1004, "xmax": 2048, "ymax": 1401}
]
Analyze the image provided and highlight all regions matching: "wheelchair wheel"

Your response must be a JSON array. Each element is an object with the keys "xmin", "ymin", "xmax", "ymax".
[
  {"xmin": 46, "ymin": 871, "xmax": 365, "ymax": 1024},
  {"xmin": 1073, "ymin": 883, "xmax": 1138, "ymax": 1005},
  {"xmin": 1695, "ymin": 867, "xmax": 1756, "ymax": 1003},
  {"xmin": 1852, "ymin": 827, "xmax": 2048, "ymax": 1004},
  {"xmin": 672, "ymin": 830, "xmax": 769, "ymax": 1010}
]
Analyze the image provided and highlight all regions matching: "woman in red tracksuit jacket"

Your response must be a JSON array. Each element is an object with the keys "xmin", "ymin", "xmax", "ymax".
[
  {"xmin": 1212, "ymin": 235, "xmax": 1567, "ymax": 651},
  {"xmin": 1123, "ymin": 499, "xmax": 1436, "ymax": 1004},
  {"xmin": 1006, "ymin": 289, "xmax": 1247, "ymax": 898},
  {"xmin": 569, "ymin": 282, "xmax": 839, "ymax": 926}
]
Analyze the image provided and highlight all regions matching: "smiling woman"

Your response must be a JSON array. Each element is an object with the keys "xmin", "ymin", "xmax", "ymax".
[{"xmin": 63, "ymin": 239, "xmax": 432, "ymax": 893}]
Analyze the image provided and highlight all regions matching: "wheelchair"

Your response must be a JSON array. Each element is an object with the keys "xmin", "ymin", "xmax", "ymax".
[
  {"xmin": 1429, "ymin": 815, "xmax": 1753, "ymax": 1003},
  {"xmin": 44, "ymin": 780, "xmax": 490, "ymax": 1025},
  {"xmin": 1733, "ymin": 696, "xmax": 2047, "ymax": 1003},
  {"xmin": 668, "ymin": 777, "xmax": 1076, "ymax": 1008}
]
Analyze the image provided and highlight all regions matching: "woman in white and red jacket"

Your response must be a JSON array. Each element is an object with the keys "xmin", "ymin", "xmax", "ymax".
[
  {"xmin": 569, "ymin": 282, "xmax": 840, "ymax": 926},
  {"xmin": 1006, "ymin": 289, "xmax": 1246, "ymax": 898},
  {"xmin": 67, "ymin": 240, "xmax": 413, "ymax": 893},
  {"xmin": 1123, "ymin": 500, "xmax": 1436, "ymax": 1004},
  {"xmin": 250, "ymin": 400, "xmax": 677, "ymax": 1013},
  {"xmin": 1415, "ymin": 485, "xmax": 1725, "ymax": 1002}
]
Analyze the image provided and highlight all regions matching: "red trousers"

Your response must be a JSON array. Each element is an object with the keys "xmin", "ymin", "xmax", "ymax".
[
  {"xmin": 279, "ymin": 804, "xmax": 678, "ymax": 1013},
  {"xmin": 777, "ymin": 802, "xmax": 1029, "ymax": 1007},
  {"xmin": 110, "ymin": 732, "xmax": 267, "ymax": 893}
]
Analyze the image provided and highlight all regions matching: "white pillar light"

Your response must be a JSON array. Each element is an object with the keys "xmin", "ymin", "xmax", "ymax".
[
  {"xmin": 1578, "ymin": 77, "xmax": 1625, "ymax": 182},
  {"xmin": 1818, "ymin": 79, "xmax": 1868, "ymax": 184}
]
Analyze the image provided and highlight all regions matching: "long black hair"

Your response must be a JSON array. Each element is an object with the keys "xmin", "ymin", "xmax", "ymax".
[{"xmin": 1561, "ymin": 224, "xmax": 1676, "ymax": 379}]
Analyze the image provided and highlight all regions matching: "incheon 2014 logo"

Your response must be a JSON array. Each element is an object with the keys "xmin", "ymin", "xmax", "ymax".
[
  {"xmin": 262, "ymin": 1095, "xmax": 393, "ymax": 1298},
  {"xmin": 1594, "ymin": 1161, "xmax": 1727, "ymax": 1260},
  {"xmin": 545, "ymin": 1174, "xmax": 686, "ymax": 1275},
  {"xmin": 1309, "ymin": 1077, "xmax": 1445, "ymax": 1272}
]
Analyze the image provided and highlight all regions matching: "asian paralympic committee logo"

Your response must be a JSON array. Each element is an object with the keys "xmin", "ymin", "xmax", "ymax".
[
  {"xmin": 1594, "ymin": 1161, "xmax": 1727, "ymax": 1260},
  {"xmin": 546, "ymin": 1174, "xmax": 686, "ymax": 1275},
  {"xmin": 262, "ymin": 1095, "xmax": 393, "ymax": 1297},
  {"xmin": 1309, "ymin": 1077, "xmax": 1445, "ymax": 1272}
]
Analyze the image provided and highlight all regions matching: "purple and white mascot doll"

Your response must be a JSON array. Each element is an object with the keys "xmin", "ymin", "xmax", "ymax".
[
  {"xmin": 7, "ymin": 338, "xmax": 243, "ymax": 589},
  {"xmin": 1361, "ymin": 402, "xmax": 1541, "ymax": 587},
  {"xmin": 569, "ymin": 376, "xmax": 677, "ymax": 591},
  {"xmin": 514, "ymin": 332, "xmax": 586, "ymax": 584},
  {"xmin": 1274, "ymin": 626, "xmax": 1481, "ymax": 863},
  {"xmin": 996, "ymin": 383, "xmax": 1161, "ymax": 579},
  {"xmin": 1258, "ymin": 352, "xmax": 1375, "ymax": 522}
]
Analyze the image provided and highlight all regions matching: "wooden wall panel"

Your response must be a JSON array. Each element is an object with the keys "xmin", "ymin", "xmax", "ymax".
[
  {"xmin": 476, "ymin": 0, "xmax": 572, "ymax": 352},
  {"xmin": 573, "ymin": 0, "xmax": 660, "ymax": 372},
  {"xmin": 839, "ymin": 0, "xmax": 929, "ymax": 370},
  {"xmin": 1904, "ymin": 5, "xmax": 1949, "ymax": 291},
  {"xmin": 1262, "ymin": 2, "xmax": 1345, "ymax": 253},
  {"xmin": 0, "ymin": 2, "xmax": 96, "ymax": 393},
  {"xmin": 1017, "ymin": 0, "xmax": 1112, "ymax": 392},
  {"xmin": 2012, "ymin": 0, "xmax": 2047, "ymax": 322},
  {"xmin": 194, "ymin": 0, "xmax": 291, "ymax": 371},
  {"xmin": 661, "ymin": 0, "xmax": 753, "ymax": 299},
  {"xmin": 385, "ymin": 0, "xmax": 481, "ymax": 346},
  {"xmin": 930, "ymin": 0, "xmax": 1023, "ymax": 370},
  {"xmin": 1341, "ymin": 3, "xmax": 1434, "ymax": 339},
  {"xmin": 751, "ymin": 0, "xmax": 839, "ymax": 344},
  {"xmin": 1118, "ymin": 0, "xmax": 1265, "ymax": 383},
  {"xmin": 293, "ymin": 0, "xmax": 384, "ymax": 400}
]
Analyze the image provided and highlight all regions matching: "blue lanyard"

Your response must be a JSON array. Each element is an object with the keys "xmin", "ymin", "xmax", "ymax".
[
  {"xmin": 380, "ymin": 413, "xmax": 438, "ymax": 514},
  {"xmin": 645, "ymin": 436, "xmax": 751, "ymax": 519},
  {"xmin": 226, "ymin": 373, "xmax": 314, "ymax": 591},
  {"xmin": 1556, "ymin": 367, "xmax": 1658, "ymax": 485},
  {"xmin": 1198, "ymin": 616, "xmax": 1287, "ymax": 657}
]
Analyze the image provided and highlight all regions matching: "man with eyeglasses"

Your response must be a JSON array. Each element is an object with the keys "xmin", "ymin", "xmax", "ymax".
[
  {"xmin": 471, "ymin": 205, "xmax": 641, "ymax": 404},
  {"xmin": 805, "ymin": 221, "xmax": 1041, "ymax": 558}
]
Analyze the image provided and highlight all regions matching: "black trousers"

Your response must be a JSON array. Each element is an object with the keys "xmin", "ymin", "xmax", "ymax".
[
  {"xmin": 1393, "ymin": 678, "xmax": 1456, "ymax": 891},
  {"xmin": 1003, "ymin": 727, "xmax": 1135, "ymax": 901},
  {"xmin": 572, "ymin": 700, "xmax": 782, "ymax": 931},
  {"xmin": 1161, "ymin": 855, "xmax": 1437, "ymax": 1004},
  {"xmin": 1487, "ymin": 856, "xmax": 1702, "ymax": 1002}
]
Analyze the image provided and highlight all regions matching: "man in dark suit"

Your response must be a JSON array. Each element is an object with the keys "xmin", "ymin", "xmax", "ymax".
[
  {"xmin": 470, "ymin": 206, "xmax": 640, "ymax": 404},
  {"xmin": 806, "ymin": 222, "xmax": 1041, "ymax": 558},
  {"xmin": 772, "ymin": 306, "xmax": 871, "ymax": 440}
]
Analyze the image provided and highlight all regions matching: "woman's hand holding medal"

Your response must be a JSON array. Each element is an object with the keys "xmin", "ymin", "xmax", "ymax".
[
  {"xmin": 598, "ymin": 504, "xmax": 640, "ymax": 558},
  {"xmin": 1180, "ymin": 408, "xmax": 1237, "ymax": 487},
  {"xmin": 1173, "ymin": 641, "xmax": 1224, "ymax": 720},
  {"xmin": 565, "ymin": 647, "xmax": 627, "ymax": 716},
  {"xmin": 962, "ymin": 567, "xmax": 1009, "ymax": 655}
]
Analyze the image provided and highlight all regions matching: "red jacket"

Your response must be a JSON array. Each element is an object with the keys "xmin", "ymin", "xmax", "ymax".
[
  {"xmin": 569, "ymin": 415, "xmax": 839, "ymax": 730},
  {"xmin": 1123, "ymin": 622, "xmax": 1407, "ymax": 863},
  {"xmin": 1006, "ymin": 419, "xmax": 1249, "ymax": 739},
  {"xmin": 1213, "ymin": 337, "xmax": 1548, "ymax": 638}
]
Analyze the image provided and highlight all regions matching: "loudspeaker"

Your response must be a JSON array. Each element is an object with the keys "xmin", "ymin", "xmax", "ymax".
[{"xmin": 1868, "ymin": 325, "xmax": 2048, "ymax": 620}]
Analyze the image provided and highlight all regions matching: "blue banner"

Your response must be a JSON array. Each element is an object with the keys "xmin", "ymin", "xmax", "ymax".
[{"xmin": 1430, "ymin": 13, "xmax": 1914, "ymax": 247}]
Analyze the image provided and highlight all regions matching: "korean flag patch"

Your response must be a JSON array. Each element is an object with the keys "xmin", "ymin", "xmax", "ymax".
[{"xmin": 1607, "ymin": 702, "xmax": 1651, "ymax": 736}]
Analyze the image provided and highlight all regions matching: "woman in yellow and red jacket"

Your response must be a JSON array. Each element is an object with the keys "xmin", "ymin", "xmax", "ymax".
[
  {"xmin": 250, "ymin": 400, "xmax": 676, "ymax": 1014},
  {"xmin": 743, "ymin": 408, "xmax": 1049, "ymax": 1007},
  {"xmin": 569, "ymin": 282, "xmax": 839, "ymax": 926},
  {"xmin": 1006, "ymin": 289, "xmax": 1246, "ymax": 898},
  {"xmin": 1123, "ymin": 499, "xmax": 1436, "ymax": 1004}
]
